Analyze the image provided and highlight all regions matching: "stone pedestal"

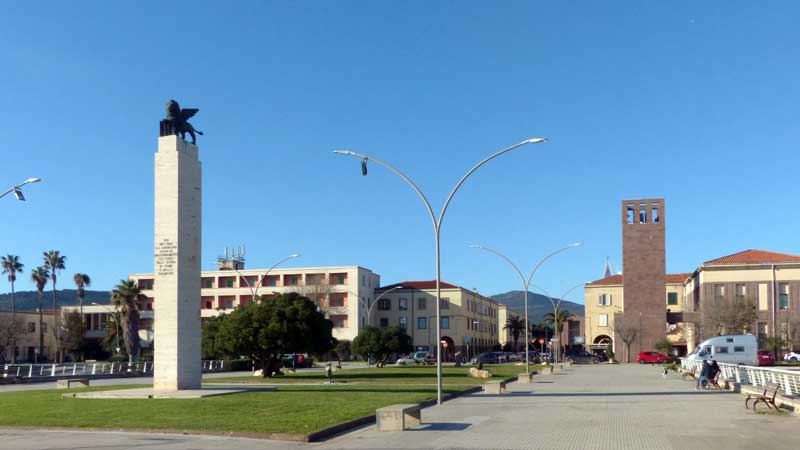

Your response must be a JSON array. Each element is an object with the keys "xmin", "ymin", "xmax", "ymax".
[{"xmin": 153, "ymin": 135, "xmax": 202, "ymax": 391}]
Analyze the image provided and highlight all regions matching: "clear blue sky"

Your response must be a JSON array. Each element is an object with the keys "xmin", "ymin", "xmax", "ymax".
[{"xmin": 2, "ymin": 2, "xmax": 799, "ymax": 305}]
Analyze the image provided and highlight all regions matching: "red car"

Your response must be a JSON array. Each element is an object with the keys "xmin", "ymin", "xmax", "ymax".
[
  {"xmin": 758, "ymin": 350, "xmax": 775, "ymax": 366},
  {"xmin": 637, "ymin": 351, "xmax": 670, "ymax": 364}
]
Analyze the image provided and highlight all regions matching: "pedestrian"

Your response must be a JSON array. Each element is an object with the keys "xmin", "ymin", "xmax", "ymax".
[
  {"xmin": 696, "ymin": 359, "xmax": 711, "ymax": 390},
  {"xmin": 708, "ymin": 360, "xmax": 720, "ymax": 388},
  {"xmin": 662, "ymin": 366, "xmax": 668, "ymax": 378}
]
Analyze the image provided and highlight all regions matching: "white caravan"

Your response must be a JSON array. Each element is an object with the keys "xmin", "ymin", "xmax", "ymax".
[{"xmin": 687, "ymin": 334, "xmax": 758, "ymax": 366}]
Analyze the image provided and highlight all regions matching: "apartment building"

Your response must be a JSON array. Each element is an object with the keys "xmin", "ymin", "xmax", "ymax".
[
  {"xmin": 127, "ymin": 265, "xmax": 380, "ymax": 341},
  {"xmin": 373, "ymin": 281, "xmax": 501, "ymax": 360},
  {"xmin": 497, "ymin": 304, "xmax": 522, "ymax": 350},
  {"xmin": 0, "ymin": 310, "xmax": 57, "ymax": 363}
]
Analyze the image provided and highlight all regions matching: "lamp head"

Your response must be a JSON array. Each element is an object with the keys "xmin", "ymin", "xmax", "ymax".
[
  {"xmin": 524, "ymin": 138, "xmax": 548, "ymax": 144},
  {"xmin": 571, "ymin": 242, "xmax": 583, "ymax": 247},
  {"xmin": 24, "ymin": 178, "xmax": 42, "ymax": 184},
  {"xmin": 12, "ymin": 189, "xmax": 25, "ymax": 201},
  {"xmin": 334, "ymin": 150, "xmax": 356, "ymax": 156}
]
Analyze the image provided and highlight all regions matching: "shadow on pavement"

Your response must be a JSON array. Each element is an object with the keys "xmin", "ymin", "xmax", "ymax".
[
  {"xmin": 529, "ymin": 391, "xmax": 732, "ymax": 397},
  {"xmin": 411, "ymin": 423, "xmax": 471, "ymax": 431}
]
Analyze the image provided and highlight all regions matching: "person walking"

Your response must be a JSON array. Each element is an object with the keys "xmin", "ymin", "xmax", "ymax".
[{"xmin": 696, "ymin": 359, "xmax": 711, "ymax": 390}]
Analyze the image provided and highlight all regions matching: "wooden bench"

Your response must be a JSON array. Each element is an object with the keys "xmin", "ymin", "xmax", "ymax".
[
  {"xmin": 376, "ymin": 404, "xmax": 422, "ymax": 431},
  {"xmin": 56, "ymin": 378, "xmax": 90, "ymax": 389},
  {"xmin": 680, "ymin": 367, "xmax": 697, "ymax": 380},
  {"xmin": 745, "ymin": 382, "xmax": 781, "ymax": 412},
  {"xmin": 484, "ymin": 380, "xmax": 507, "ymax": 395}
]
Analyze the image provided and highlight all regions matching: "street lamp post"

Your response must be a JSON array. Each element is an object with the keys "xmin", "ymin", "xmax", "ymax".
[
  {"xmin": 357, "ymin": 285, "xmax": 405, "ymax": 327},
  {"xmin": 469, "ymin": 243, "xmax": 582, "ymax": 373},
  {"xmin": 530, "ymin": 283, "xmax": 584, "ymax": 364},
  {"xmin": 91, "ymin": 302, "xmax": 121, "ymax": 357},
  {"xmin": 0, "ymin": 178, "xmax": 41, "ymax": 202},
  {"xmin": 233, "ymin": 254, "xmax": 301, "ymax": 302},
  {"xmin": 335, "ymin": 138, "xmax": 547, "ymax": 405}
]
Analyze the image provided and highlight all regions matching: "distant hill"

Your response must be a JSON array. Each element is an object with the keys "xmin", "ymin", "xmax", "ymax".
[
  {"xmin": 0, "ymin": 289, "xmax": 111, "ymax": 311},
  {"xmin": 491, "ymin": 290, "xmax": 584, "ymax": 322}
]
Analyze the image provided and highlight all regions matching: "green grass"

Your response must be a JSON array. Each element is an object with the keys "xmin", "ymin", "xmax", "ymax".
[
  {"xmin": 0, "ymin": 384, "xmax": 471, "ymax": 435},
  {"xmin": 211, "ymin": 364, "xmax": 540, "ymax": 385}
]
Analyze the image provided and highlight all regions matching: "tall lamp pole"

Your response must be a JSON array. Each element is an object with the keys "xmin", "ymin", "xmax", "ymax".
[
  {"xmin": 470, "ymin": 243, "xmax": 582, "ymax": 373},
  {"xmin": 531, "ymin": 283, "xmax": 584, "ymax": 364},
  {"xmin": 335, "ymin": 137, "xmax": 547, "ymax": 405},
  {"xmin": 358, "ymin": 285, "xmax": 405, "ymax": 327},
  {"xmin": 1, "ymin": 178, "xmax": 42, "ymax": 202},
  {"xmin": 233, "ymin": 254, "xmax": 301, "ymax": 302}
]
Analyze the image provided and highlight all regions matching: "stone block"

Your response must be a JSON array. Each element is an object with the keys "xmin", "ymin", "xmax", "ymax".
[
  {"xmin": 517, "ymin": 372, "xmax": 534, "ymax": 384},
  {"xmin": 376, "ymin": 404, "xmax": 422, "ymax": 431}
]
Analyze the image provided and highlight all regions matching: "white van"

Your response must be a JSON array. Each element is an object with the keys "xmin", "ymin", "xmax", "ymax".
[{"xmin": 687, "ymin": 334, "xmax": 758, "ymax": 366}]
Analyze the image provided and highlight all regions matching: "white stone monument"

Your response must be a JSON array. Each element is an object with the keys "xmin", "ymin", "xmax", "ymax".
[{"xmin": 153, "ymin": 134, "xmax": 202, "ymax": 391}]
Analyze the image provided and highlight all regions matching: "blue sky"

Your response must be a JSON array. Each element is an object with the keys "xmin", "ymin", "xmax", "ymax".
[{"xmin": 2, "ymin": 2, "xmax": 799, "ymax": 304}]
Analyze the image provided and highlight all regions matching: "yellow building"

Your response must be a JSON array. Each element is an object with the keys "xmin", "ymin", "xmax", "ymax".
[
  {"xmin": 0, "ymin": 310, "xmax": 57, "ymax": 363},
  {"xmin": 374, "ymin": 281, "xmax": 501, "ymax": 361},
  {"xmin": 584, "ymin": 273, "xmax": 690, "ymax": 356},
  {"xmin": 497, "ymin": 304, "xmax": 523, "ymax": 351}
]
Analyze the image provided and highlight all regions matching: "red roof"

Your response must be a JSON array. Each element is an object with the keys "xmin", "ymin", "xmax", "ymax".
[
  {"xmin": 587, "ymin": 273, "xmax": 690, "ymax": 285},
  {"xmin": 378, "ymin": 280, "xmax": 459, "ymax": 290},
  {"xmin": 704, "ymin": 249, "xmax": 800, "ymax": 265}
]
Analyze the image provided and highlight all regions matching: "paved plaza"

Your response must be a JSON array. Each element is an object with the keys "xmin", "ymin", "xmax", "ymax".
[{"xmin": 1, "ymin": 364, "xmax": 798, "ymax": 449}]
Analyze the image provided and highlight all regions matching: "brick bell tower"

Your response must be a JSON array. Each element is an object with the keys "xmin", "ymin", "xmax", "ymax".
[{"xmin": 620, "ymin": 198, "xmax": 666, "ymax": 356}]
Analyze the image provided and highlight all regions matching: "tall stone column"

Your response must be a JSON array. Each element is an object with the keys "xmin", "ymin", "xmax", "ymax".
[{"xmin": 153, "ymin": 135, "xmax": 202, "ymax": 391}]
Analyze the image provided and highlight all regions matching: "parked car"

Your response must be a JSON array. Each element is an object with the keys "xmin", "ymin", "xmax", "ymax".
[
  {"xmin": 687, "ymin": 334, "xmax": 758, "ymax": 366},
  {"xmin": 564, "ymin": 350, "xmax": 602, "ymax": 364},
  {"xmin": 636, "ymin": 351, "xmax": 671, "ymax": 364},
  {"xmin": 757, "ymin": 350, "xmax": 775, "ymax": 366},
  {"xmin": 784, "ymin": 351, "xmax": 800, "ymax": 363},
  {"xmin": 395, "ymin": 356, "xmax": 417, "ymax": 366},
  {"xmin": 411, "ymin": 351, "xmax": 430, "ymax": 363},
  {"xmin": 470, "ymin": 352, "xmax": 499, "ymax": 365}
]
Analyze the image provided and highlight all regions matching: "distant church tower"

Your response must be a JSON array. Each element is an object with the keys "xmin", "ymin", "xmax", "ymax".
[{"xmin": 603, "ymin": 257, "xmax": 613, "ymax": 278}]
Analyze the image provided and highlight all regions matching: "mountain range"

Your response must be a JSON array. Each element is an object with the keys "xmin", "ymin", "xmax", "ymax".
[
  {"xmin": 490, "ymin": 290, "xmax": 584, "ymax": 322},
  {"xmin": 0, "ymin": 289, "xmax": 111, "ymax": 311}
]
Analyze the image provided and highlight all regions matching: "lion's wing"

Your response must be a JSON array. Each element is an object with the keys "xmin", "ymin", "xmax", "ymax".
[{"xmin": 181, "ymin": 108, "xmax": 199, "ymax": 120}]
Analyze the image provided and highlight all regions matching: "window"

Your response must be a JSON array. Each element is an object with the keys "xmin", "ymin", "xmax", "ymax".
[
  {"xmin": 291, "ymin": 277, "xmax": 299, "ymax": 285},
  {"xmin": 27, "ymin": 322, "xmax": 35, "ymax": 333},
  {"xmin": 734, "ymin": 346, "xmax": 745, "ymax": 353},
  {"xmin": 735, "ymin": 284, "xmax": 746, "ymax": 302},
  {"xmin": 42, "ymin": 323, "xmax": 47, "ymax": 333},
  {"xmin": 598, "ymin": 314, "xmax": 608, "ymax": 327},
  {"xmin": 714, "ymin": 284, "xmax": 725, "ymax": 299},
  {"xmin": 639, "ymin": 209, "xmax": 647, "ymax": 223},
  {"xmin": 205, "ymin": 300, "xmax": 212, "ymax": 309},
  {"xmin": 440, "ymin": 298, "xmax": 450, "ymax": 309},
  {"xmin": 725, "ymin": 337, "xmax": 734, "ymax": 343},
  {"xmin": 226, "ymin": 299, "xmax": 234, "ymax": 309},
  {"xmin": 338, "ymin": 275, "xmax": 345, "ymax": 284},
  {"xmin": 598, "ymin": 294, "xmax": 612, "ymax": 306},
  {"xmin": 417, "ymin": 298, "xmax": 426, "ymax": 310},
  {"xmin": 418, "ymin": 317, "xmax": 427, "ymax": 329},
  {"xmin": 330, "ymin": 315, "xmax": 347, "ymax": 328},
  {"xmin": 399, "ymin": 317, "xmax": 407, "ymax": 330},
  {"xmin": 667, "ymin": 293, "xmax": 678, "ymax": 306},
  {"xmin": 398, "ymin": 298, "xmax": 408, "ymax": 311},
  {"xmin": 779, "ymin": 283, "xmax": 789, "ymax": 309},
  {"xmin": 378, "ymin": 298, "xmax": 391, "ymax": 310},
  {"xmin": 441, "ymin": 316, "xmax": 450, "ymax": 329},
  {"xmin": 269, "ymin": 277, "xmax": 277, "ymax": 286},
  {"xmin": 329, "ymin": 295, "xmax": 346, "ymax": 308},
  {"xmin": 361, "ymin": 275, "xmax": 365, "ymax": 286},
  {"xmin": 379, "ymin": 318, "xmax": 389, "ymax": 327},
  {"xmin": 758, "ymin": 322, "xmax": 768, "ymax": 339},
  {"xmin": 147, "ymin": 281, "xmax": 153, "ymax": 289},
  {"xmin": 651, "ymin": 207, "xmax": 660, "ymax": 223},
  {"xmin": 205, "ymin": 279, "xmax": 213, "ymax": 288},
  {"xmin": 715, "ymin": 346, "xmax": 729, "ymax": 354},
  {"xmin": 226, "ymin": 279, "xmax": 234, "ymax": 288},
  {"xmin": 627, "ymin": 206, "xmax": 635, "ymax": 224}
]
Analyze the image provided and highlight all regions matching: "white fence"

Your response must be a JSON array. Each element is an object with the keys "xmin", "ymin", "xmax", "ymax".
[
  {"xmin": 2, "ymin": 360, "xmax": 225, "ymax": 379},
  {"xmin": 680, "ymin": 357, "xmax": 800, "ymax": 397}
]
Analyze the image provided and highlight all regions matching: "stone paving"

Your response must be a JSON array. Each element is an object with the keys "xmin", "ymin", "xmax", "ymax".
[{"xmin": 1, "ymin": 364, "xmax": 799, "ymax": 449}]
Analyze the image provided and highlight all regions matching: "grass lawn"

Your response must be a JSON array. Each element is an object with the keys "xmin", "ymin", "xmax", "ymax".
[
  {"xmin": 0, "ymin": 383, "xmax": 471, "ymax": 436},
  {"xmin": 211, "ymin": 364, "xmax": 542, "ymax": 385}
]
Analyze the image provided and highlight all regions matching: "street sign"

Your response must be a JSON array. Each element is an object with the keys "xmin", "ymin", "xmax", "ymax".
[
  {"xmin": 463, "ymin": 335, "xmax": 471, "ymax": 344},
  {"xmin": 538, "ymin": 338, "xmax": 545, "ymax": 345}
]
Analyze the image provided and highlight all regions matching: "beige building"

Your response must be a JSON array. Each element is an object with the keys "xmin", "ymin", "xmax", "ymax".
[
  {"xmin": 128, "ymin": 264, "xmax": 380, "ymax": 342},
  {"xmin": 374, "ymin": 281, "xmax": 501, "ymax": 360},
  {"xmin": 497, "ymin": 304, "xmax": 522, "ymax": 350},
  {"xmin": 0, "ymin": 310, "xmax": 57, "ymax": 363},
  {"xmin": 584, "ymin": 273, "xmax": 691, "ymax": 356}
]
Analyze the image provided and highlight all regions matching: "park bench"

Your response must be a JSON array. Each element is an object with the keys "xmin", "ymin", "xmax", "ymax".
[
  {"xmin": 376, "ymin": 404, "xmax": 422, "ymax": 431},
  {"xmin": 680, "ymin": 367, "xmax": 697, "ymax": 380},
  {"xmin": 745, "ymin": 382, "xmax": 781, "ymax": 412},
  {"xmin": 56, "ymin": 378, "xmax": 90, "ymax": 389},
  {"xmin": 484, "ymin": 380, "xmax": 507, "ymax": 395}
]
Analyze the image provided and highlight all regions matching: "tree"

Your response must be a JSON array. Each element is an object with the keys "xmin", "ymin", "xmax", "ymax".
[
  {"xmin": 43, "ymin": 250, "xmax": 66, "ymax": 362},
  {"xmin": 201, "ymin": 315, "xmax": 227, "ymax": 360},
  {"xmin": 216, "ymin": 292, "xmax": 335, "ymax": 377},
  {"xmin": 352, "ymin": 326, "xmax": 413, "ymax": 368},
  {"xmin": 543, "ymin": 308, "xmax": 574, "ymax": 335},
  {"xmin": 503, "ymin": 315, "xmax": 525, "ymax": 352},
  {"xmin": 30, "ymin": 266, "xmax": 49, "ymax": 362},
  {"xmin": 654, "ymin": 338, "xmax": 675, "ymax": 360},
  {"xmin": 110, "ymin": 280, "xmax": 143, "ymax": 362},
  {"xmin": 700, "ymin": 295, "xmax": 757, "ymax": 337},
  {"xmin": 1, "ymin": 255, "xmax": 24, "ymax": 363},
  {"xmin": 611, "ymin": 313, "xmax": 639, "ymax": 363},
  {"xmin": 334, "ymin": 339, "xmax": 352, "ymax": 362},
  {"xmin": 62, "ymin": 311, "xmax": 87, "ymax": 361},
  {"xmin": 0, "ymin": 315, "xmax": 24, "ymax": 364},
  {"xmin": 71, "ymin": 273, "xmax": 91, "ymax": 361}
]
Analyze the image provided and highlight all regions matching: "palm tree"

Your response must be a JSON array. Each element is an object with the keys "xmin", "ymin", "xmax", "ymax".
[
  {"xmin": 503, "ymin": 315, "xmax": 525, "ymax": 352},
  {"xmin": 1, "ymin": 255, "xmax": 23, "ymax": 363},
  {"xmin": 543, "ymin": 308, "xmax": 574, "ymax": 335},
  {"xmin": 30, "ymin": 266, "xmax": 49, "ymax": 362},
  {"xmin": 111, "ymin": 280, "xmax": 144, "ymax": 363},
  {"xmin": 72, "ymin": 273, "xmax": 91, "ymax": 361},
  {"xmin": 43, "ymin": 250, "xmax": 66, "ymax": 361}
]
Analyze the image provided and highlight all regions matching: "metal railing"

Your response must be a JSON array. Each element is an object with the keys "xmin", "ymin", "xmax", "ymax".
[
  {"xmin": 2, "ymin": 360, "xmax": 225, "ymax": 380},
  {"xmin": 680, "ymin": 357, "xmax": 800, "ymax": 397}
]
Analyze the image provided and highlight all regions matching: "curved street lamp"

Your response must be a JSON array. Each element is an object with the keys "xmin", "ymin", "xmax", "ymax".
[
  {"xmin": 233, "ymin": 254, "xmax": 301, "ymax": 302},
  {"xmin": 356, "ymin": 285, "xmax": 405, "ymax": 327},
  {"xmin": 1, "ymin": 177, "xmax": 42, "ymax": 202},
  {"xmin": 469, "ymin": 243, "xmax": 581, "ymax": 373},
  {"xmin": 334, "ymin": 137, "xmax": 547, "ymax": 405},
  {"xmin": 530, "ymin": 282, "xmax": 584, "ymax": 364}
]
